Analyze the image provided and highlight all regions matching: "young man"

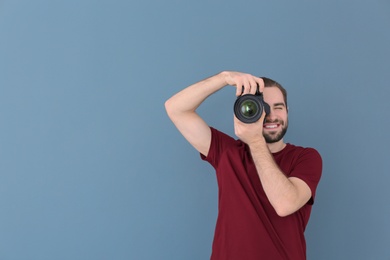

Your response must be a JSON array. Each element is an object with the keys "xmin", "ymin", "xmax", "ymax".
[{"xmin": 165, "ymin": 71, "xmax": 322, "ymax": 260}]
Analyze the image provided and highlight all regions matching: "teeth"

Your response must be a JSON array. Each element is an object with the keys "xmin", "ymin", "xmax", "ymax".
[{"xmin": 265, "ymin": 124, "xmax": 278, "ymax": 129}]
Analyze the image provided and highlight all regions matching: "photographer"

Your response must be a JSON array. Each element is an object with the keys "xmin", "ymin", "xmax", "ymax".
[{"xmin": 165, "ymin": 71, "xmax": 322, "ymax": 260}]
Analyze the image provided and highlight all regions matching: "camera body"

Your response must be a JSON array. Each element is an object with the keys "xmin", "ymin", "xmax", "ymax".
[{"xmin": 234, "ymin": 92, "xmax": 270, "ymax": 124}]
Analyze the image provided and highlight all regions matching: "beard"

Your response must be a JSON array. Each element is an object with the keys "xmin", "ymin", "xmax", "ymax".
[{"xmin": 263, "ymin": 119, "xmax": 288, "ymax": 144}]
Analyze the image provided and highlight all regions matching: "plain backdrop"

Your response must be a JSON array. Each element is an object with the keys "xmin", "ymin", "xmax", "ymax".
[{"xmin": 0, "ymin": 0, "xmax": 389, "ymax": 259}]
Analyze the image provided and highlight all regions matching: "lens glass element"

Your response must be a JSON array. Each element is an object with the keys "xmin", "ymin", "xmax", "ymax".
[{"xmin": 240, "ymin": 100, "xmax": 258, "ymax": 118}]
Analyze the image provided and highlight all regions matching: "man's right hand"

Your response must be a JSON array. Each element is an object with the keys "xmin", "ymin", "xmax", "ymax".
[{"xmin": 221, "ymin": 71, "xmax": 265, "ymax": 97}]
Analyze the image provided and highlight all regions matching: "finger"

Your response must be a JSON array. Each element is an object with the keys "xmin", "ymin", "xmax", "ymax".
[
  {"xmin": 233, "ymin": 115, "xmax": 243, "ymax": 137},
  {"xmin": 259, "ymin": 109, "xmax": 267, "ymax": 123},
  {"xmin": 248, "ymin": 77, "xmax": 258, "ymax": 95},
  {"xmin": 233, "ymin": 114, "xmax": 238, "ymax": 124},
  {"xmin": 255, "ymin": 77, "xmax": 265, "ymax": 93},
  {"xmin": 242, "ymin": 78, "xmax": 251, "ymax": 95},
  {"xmin": 235, "ymin": 79, "xmax": 243, "ymax": 96}
]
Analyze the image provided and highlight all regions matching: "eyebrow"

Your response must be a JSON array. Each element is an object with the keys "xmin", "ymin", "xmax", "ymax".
[{"xmin": 273, "ymin": 102, "xmax": 286, "ymax": 107}]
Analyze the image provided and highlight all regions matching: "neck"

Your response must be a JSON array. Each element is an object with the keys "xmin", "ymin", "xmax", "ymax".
[{"xmin": 267, "ymin": 140, "xmax": 286, "ymax": 153}]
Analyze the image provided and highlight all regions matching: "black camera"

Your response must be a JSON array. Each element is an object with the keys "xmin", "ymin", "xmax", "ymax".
[{"xmin": 234, "ymin": 91, "xmax": 270, "ymax": 124}]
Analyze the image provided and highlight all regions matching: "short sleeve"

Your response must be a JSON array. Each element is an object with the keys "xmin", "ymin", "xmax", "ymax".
[
  {"xmin": 290, "ymin": 148, "xmax": 323, "ymax": 205},
  {"xmin": 200, "ymin": 127, "xmax": 238, "ymax": 169}
]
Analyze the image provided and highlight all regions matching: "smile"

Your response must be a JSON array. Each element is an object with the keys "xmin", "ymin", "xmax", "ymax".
[{"xmin": 263, "ymin": 123, "xmax": 280, "ymax": 129}]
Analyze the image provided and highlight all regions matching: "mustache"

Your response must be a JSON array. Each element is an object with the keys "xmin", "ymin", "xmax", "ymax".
[{"xmin": 264, "ymin": 119, "xmax": 283, "ymax": 124}]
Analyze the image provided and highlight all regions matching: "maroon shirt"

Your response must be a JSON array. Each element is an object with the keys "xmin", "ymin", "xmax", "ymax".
[{"xmin": 201, "ymin": 127, "xmax": 322, "ymax": 260}]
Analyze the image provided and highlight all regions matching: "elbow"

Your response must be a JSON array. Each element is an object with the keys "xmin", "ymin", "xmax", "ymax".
[
  {"xmin": 273, "ymin": 204, "xmax": 289, "ymax": 217},
  {"xmin": 271, "ymin": 182, "xmax": 311, "ymax": 217},
  {"xmin": 164, "ymin": 99, "xmax": 174, "ymax": 118},
  {"xmin": 165, "ymin": 98, "xmax": 195, "ymax": 120},
  {"xmin": 273, "ymin": 203, "xmax": 297, "ymax": 217},
  {"xmin": 164, "ymin": 99, "xmax": 171, "ymax": 113},
  {"xmin": 275, "ymin": 208, "xmax": 293, "ymax": 218}
]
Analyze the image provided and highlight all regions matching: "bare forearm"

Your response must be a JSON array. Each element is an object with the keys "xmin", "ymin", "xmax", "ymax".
[
  {"xmin": 249, "ymin": 140, "xmax": 301, "ymax": 217},
  {"xmin": 165, "ymin": 72, "xmax": 227, "ymax": 116}
]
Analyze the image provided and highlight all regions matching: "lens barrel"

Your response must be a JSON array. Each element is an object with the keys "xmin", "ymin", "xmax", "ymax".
[{"xmin": 234, "ymin": 94, "xmax": 270, "ymax": 123}]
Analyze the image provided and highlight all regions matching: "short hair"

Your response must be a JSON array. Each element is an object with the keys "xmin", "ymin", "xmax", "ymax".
[{"xmin": 261, "ymin": 77, "xmax": 288, "ymax": 108}]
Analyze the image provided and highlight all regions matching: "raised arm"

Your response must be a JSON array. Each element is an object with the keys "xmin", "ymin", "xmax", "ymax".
[{"xmin": 165, "ymin": 71, "xmax": 265, "ymax": 156}]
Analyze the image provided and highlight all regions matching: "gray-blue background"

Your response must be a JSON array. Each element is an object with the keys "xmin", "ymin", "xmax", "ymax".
[{"xmin": 1, "ymin": 0, "xmax": 389, "ymax": 259}]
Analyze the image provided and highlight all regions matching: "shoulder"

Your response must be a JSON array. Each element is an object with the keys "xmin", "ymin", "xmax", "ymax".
[
  {"xmin": 202, "ymin": 127, "xmax": 245, "ymax": 167},
  {"xmin": 284, "ymin": 143, "xmax": 322, "ymax": 161},
  {"xmin": 209, "ymin": 127, "xmax": 240, "ymax": 146},
  {"xmin": 275, "ymin": 143, "xmax": 322, "ymax": 176}
]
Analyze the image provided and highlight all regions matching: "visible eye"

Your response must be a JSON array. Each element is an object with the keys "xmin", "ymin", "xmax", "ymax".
[{"xmin": 274, "ymin": 106, "xmax": 284, "ymax": 110}]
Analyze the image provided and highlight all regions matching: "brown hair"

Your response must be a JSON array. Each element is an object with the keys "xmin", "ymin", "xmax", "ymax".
[{"xmin": 261, "ymin": 77, "xmax": 288, "ymax": 108}]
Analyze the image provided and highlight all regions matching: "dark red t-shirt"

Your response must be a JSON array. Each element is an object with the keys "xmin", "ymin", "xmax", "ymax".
[{"xmin": 201, "ymin": 127, "xmax": 322, "ymax": 260}]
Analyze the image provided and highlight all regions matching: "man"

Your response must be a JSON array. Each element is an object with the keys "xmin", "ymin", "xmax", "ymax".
[{"xmin": 165, "ymin": 71, "xmax": 322, "ymax": 260}]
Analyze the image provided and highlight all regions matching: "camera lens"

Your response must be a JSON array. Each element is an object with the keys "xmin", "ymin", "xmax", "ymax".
[
  {"xmin": 234, "ymin": 94, "xmax": 263, "ymax": 124},
  {"xmin": 240, "ymin": 100, "xmax": 258, "ymax": 118}
]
